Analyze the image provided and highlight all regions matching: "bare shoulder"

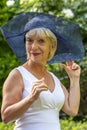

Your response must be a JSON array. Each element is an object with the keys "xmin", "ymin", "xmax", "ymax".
[
  {"xmin": 6, "ymin": 68, "xmax": 22, "ymax": 82},
  {"xmin": 3, "ymin": 68, "xmax": 24, "ymax": 92}
]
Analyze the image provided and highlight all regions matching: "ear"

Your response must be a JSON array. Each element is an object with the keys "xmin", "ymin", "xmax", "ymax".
[{"xmin": 51, "ymin": 42, "xmax": 57, "ymax": 51}]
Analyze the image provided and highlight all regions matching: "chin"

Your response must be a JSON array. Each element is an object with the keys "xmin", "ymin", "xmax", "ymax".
[{"xmin": 30, "ymin": 57, "xmax": 46, "ymax": 65}]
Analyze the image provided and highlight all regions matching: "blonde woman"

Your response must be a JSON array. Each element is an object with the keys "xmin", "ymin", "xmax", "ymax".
[{"xmin": 1, "ymin": 12, "xmax": 84, "ymax": 130}]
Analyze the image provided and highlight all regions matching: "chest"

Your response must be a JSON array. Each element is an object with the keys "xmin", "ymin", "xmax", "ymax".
[
  {"xmin": 27, "ymin": 70, "xmax": 55, "ymax": 93},
  {"xmin": 23, "ymin": 74, "xmax": 65, "ymax": 111},
  {"xmin": 17, "ymin": 66, "xmax": 65, "ymax": 111}
]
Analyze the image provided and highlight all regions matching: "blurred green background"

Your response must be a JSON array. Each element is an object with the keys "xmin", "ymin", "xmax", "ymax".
[{"xmin": 0, "ymin": 0, "xmax": 87, "ymax": 129}]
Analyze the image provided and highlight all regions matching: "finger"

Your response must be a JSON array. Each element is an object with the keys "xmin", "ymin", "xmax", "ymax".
[
  {"xmin": 32, "ymin": 82, "xmax": 48, "ymax": 91},
  {"xmin": 66, "ymin": 61, "xmax": 74, "ymax": 66},
  {"xmin": 61, "ymin": 63, "xmax": 69, "ymax": 70},
  {"xmin": 39, "ymin": 87, "xmax": 48, "ymax": 92},
  {"xmin": 37, "ymin": 82, "xmax": 48, "ymax": 89},
  {"xmin": 30, "ymin": 86, "xmax": 48, "ymax": 101},
  {"xmin": 71, "ymin": 63, "xmax": 80, "ymax": 70},
  {"xmin": 60, "ymin": 63, "xmax": 66, "ymax": 70},
  {"xmin": 32, "ymin": 84, "xmax": 48, "ymax": 95}
]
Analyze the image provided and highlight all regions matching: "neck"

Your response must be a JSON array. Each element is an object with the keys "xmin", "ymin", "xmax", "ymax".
[{"xmin": 27, "ymin": 60, "xmax": 47, "ymax": 72}]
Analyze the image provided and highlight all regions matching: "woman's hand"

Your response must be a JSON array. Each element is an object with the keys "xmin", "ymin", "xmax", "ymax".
[
  {"xmin": 61, "ymin": 61, "xmax": 81, "ymax": 80},
  {"xmin": 29, "ymin": 78, "xmax": 48, "ymax": 102},
  {"xmin": 61, "ymin": 61, "xmax": 81, "ymax": 115}
]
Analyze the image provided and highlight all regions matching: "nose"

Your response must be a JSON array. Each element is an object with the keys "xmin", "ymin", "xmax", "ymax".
[{"xmin": 32, "ymin": 41, "xmax": 39, "ymax": 50}]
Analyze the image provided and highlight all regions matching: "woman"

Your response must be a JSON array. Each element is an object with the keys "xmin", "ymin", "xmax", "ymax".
[{"xmin": 1, "ymin": 12, "xmax": 83, "ymax": 130}]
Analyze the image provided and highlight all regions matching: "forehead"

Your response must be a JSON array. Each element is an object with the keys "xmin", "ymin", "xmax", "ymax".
[{"xmin": 25, "ymin": 28, "xmax": 48, "ymax": 39}]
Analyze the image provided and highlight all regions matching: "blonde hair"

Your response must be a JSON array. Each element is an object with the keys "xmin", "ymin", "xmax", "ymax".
[{"xmin": 25, "ymin": 27, "xmax": 57, "ymax": 61}]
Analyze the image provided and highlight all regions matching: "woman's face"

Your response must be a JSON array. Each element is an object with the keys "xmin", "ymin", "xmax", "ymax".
[{"xmin": 25, "ymin": 33, "xmax": 52, "ymax": 65}]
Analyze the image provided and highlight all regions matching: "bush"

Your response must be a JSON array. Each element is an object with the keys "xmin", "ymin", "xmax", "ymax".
[
  {"xmin": 0, "ymin": 122, "xmax": 15, "ymax": 130},
  {"xmin": 60, "ymin": 117, "xmax": 87, "ymax": 130}
]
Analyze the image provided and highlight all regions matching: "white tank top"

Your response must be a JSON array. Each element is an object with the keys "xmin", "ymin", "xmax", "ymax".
[{"xmin": 14, "ymin": 66, "xmax": 65, "ymax": 130}]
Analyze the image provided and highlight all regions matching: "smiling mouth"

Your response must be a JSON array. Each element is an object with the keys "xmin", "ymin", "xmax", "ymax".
[{"xmin": 31, "ymin": 53, "xmax": 40, "ymax": 56}]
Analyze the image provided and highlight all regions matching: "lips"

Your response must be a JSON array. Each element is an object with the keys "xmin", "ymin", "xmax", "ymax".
[{"xmin": 31, "ymin": 53, "xmax": 40, "ymax": 56}]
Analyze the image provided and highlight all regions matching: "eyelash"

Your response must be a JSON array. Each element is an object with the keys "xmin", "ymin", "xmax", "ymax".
[
  {"xmin": 39, "ymin": 39, "xmax": 44, "ymax": 43},
  {"xmin": 26, "ymin": 38, "xmax": 45, "ymax": 44}
]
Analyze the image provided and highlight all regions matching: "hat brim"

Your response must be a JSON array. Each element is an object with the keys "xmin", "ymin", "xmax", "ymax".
[{"xmin": 0, "ymin": 12, "xmax": 84, "ymax": 63}]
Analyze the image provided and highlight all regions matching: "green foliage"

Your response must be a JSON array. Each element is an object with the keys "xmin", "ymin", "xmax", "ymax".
[
  {"xmin": 0, "ymin": 122, "xmax": 15, "ymax": 130},
  {"xmin": 0, "ymin": 0, "xmax": 87, "ymax": 118},
  {"xmin": 60, "ymin": 117, "xmax": 87, "ymax": 130}
]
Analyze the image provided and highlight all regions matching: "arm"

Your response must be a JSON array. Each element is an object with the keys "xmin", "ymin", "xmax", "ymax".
[
  {"xmin": 61, "ymin": 61, "xmax": 81, "ymax": 116},
  {"xmin": 1, "ymin": 69, "xmax": 48, "ymax": 124},
  {"xmin": 1, "ymin": 69, "xmax": 33, "ymax": 123}
]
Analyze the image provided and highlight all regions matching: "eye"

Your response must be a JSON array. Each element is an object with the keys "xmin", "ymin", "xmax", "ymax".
[
  {"xmin": 26, "ymin": 38, "xmax": 33, "ymax": 44},
  {"xmin": 38, "ymin": 39, "xmax": 45, "ymax": 44}
]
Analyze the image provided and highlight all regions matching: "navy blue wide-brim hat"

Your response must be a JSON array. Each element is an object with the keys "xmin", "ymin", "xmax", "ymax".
[{"xmin": 0, "ymin": 12, "xmax": 84, "ymax": 64}]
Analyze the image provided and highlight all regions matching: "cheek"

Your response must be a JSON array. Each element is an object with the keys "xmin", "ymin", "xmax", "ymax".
[
  {"xmin": 26, "ymin": 44, "xmax": 30, "ymax": 52},
  {"xmin": 44, "ymin": 46, "xmax": 50, "ymax": 57}
]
